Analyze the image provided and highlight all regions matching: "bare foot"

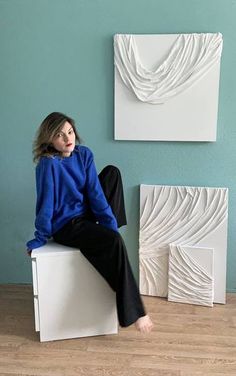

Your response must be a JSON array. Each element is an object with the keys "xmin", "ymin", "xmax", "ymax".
[{"xmin": 135, "ymin": 315, "xmax": 153, "ymax": 333}]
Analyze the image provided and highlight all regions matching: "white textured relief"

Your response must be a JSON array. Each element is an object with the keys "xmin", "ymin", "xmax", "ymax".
[
  {"xmin": 114, "ymin": 33, "xmax": 223, "ymax": 141},
  {"xmin": 140, "ymin": 251, "xmax": 169, "ymax": 297},
  {"xmin": 114, "ymin": 33, "xmax": 222, "ymax": 104},
  {"xmin": 168, "ymin": 244, "xmax": 214, "ymax": 307},
  {"xmin": 139, "ymin": 185, "xmax": 228, "ymax": 303}
]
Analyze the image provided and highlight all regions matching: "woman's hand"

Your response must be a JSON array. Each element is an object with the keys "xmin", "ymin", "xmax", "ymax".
[{"xmin": 27, "ymin": 249, "xmax": 32, "ymax": 257}]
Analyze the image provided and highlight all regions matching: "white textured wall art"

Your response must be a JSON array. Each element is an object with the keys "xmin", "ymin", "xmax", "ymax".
[
  {"xmin": 139, "ymin": 185, "xmax": 228, "ymax": 304},
  {"xmin": 114, "ymin": 33, "xmax": 223, "ymax": 141},
  {"xmin": 168, "ymin": 244, "xmax": 214, "ymax": 307}
]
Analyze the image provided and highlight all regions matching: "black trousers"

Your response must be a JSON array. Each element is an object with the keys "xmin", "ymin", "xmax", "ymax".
[{"xmin": 53, "ymin": 165, "xmax": 146, "ymax": 327}]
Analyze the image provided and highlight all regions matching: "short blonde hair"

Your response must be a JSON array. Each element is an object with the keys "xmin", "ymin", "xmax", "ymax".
[{"xmin": 33, "ymin": 112, "xmax": 81, "ymax": 163}]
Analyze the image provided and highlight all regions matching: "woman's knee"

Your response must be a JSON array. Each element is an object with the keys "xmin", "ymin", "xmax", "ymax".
[{"xmin": 100, "ymin": 165, "xmax": 121, "ymax": 179}]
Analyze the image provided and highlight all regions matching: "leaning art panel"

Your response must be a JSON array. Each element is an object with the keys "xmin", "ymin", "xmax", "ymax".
[
  {"xmin": 139, "ymin": 185, "xmax": 228, "ymax": 304},
  {"xmin": 168, "ymin": 244, "xmax": 214, "ymax": 307},
  {"xmin": 114, "ymin": 33, "xmax": 223, "ymax": 141}
]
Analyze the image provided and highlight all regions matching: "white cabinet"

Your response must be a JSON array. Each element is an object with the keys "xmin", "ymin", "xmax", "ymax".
[{"xmin": 31, "ymin": 241, "xmax": 118, "ymax": 342}]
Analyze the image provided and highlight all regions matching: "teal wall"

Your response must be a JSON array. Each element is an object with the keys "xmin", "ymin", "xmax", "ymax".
[{"xmin": 0, "ymin": 0, "xmax": 235, "ymax": 291}]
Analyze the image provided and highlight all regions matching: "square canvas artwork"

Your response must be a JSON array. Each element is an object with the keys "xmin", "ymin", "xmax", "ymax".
[
  {"xmin": 114, "ymin": 33, "xmax": 223, "ymax": 141},
  {"xmin": 139, "ymin": 185, "xmax": 228, "ymax": 304}
]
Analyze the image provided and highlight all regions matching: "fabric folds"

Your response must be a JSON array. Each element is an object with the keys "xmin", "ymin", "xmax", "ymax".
[{"xmin": 114, "ymin": 33, "xmax": 223, "ymax": 104}]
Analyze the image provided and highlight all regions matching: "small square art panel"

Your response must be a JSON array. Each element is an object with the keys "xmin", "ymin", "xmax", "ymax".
[
  {"xmin": 114, "ymin": 33, "xmax": 223, "ymax": 141},
  {"xmin": 139, "ymin": 185, "xmax": 228, "ymax": 304},
  {"xmin": 168, "ymin": 244, "xmax": 214, "ymax": 307}
]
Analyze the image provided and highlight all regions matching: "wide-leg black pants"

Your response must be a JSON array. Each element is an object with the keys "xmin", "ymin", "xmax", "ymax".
[{"xmin": 53, "ymin": 165, "xmax": 146, "ymax": 327}]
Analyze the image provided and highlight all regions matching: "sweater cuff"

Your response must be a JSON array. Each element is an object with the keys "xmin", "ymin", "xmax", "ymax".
[{"xmin": 26, "ymin": 238, "xmax": 47, "ymax": 250}]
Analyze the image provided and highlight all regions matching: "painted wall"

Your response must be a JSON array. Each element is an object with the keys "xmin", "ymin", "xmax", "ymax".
[{"xmin": 0, "ymin": 0, "xmax": 235, "ymax": 291}]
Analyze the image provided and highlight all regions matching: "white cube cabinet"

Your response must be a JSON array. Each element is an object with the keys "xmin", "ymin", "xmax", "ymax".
[{"xmin": 31, "ymin": 241, "xmax": 118, "ymax": 342}]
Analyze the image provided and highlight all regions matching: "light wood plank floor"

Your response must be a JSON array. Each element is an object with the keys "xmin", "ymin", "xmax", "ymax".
[{"xmin": 0, "ymin": 284, "xmax": 236, "ymax": 376}]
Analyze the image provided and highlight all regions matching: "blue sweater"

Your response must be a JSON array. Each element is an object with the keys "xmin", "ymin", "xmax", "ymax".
[{"xmin": 27, "ymin": 145, "xmax": 118, "ymax": 250}]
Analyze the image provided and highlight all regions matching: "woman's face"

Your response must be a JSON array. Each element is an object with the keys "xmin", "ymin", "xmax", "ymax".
[{"xmin": 51, "ymin": 121, "xmax": 76, "ymax": 157}]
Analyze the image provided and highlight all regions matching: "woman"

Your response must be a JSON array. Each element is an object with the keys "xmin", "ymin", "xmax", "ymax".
[{"xmin": 27, "ymin": 112, "xmax": 153, "ymax": 333}]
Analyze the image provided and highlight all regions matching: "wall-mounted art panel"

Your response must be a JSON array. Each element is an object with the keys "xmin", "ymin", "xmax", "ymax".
[
  {"xmin": 114, "ymin": 33, "xmax": 223, "ymax": 141},
  {"xmin": 168, "ymin": 244, "xmax": 214, "ymax": 307},
  {"xmin": 139, "ymin": 185, "xmax": 228, "ymax": 304}
]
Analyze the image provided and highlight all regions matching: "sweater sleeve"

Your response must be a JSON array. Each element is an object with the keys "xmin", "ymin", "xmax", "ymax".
[
  {"xmin": 26, "ymin": 158, "xmax": 55, "ymax": 250},
  {"xmin": 84, "ymin": 149, "xmax": 118, "ymax": 232}
]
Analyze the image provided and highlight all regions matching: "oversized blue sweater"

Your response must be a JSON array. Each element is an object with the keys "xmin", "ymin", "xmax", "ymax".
[{"xmin": 26, "ymin": 145, "xmax": 118, "ymax": 250}]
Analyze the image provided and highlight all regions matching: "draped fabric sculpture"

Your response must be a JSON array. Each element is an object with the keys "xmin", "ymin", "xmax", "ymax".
[
  {"xmin": 139, "ymin": 185, "xmax": 228, "ymax": 306},
  {"xmin": 114, "ymin": 33, "xmax": 223, "ymax": 141}
]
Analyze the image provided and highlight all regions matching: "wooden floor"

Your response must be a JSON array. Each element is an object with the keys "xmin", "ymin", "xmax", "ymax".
[{"xmin": 0, "ymin": 285, "xmax": 236, "ymax": 376}]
